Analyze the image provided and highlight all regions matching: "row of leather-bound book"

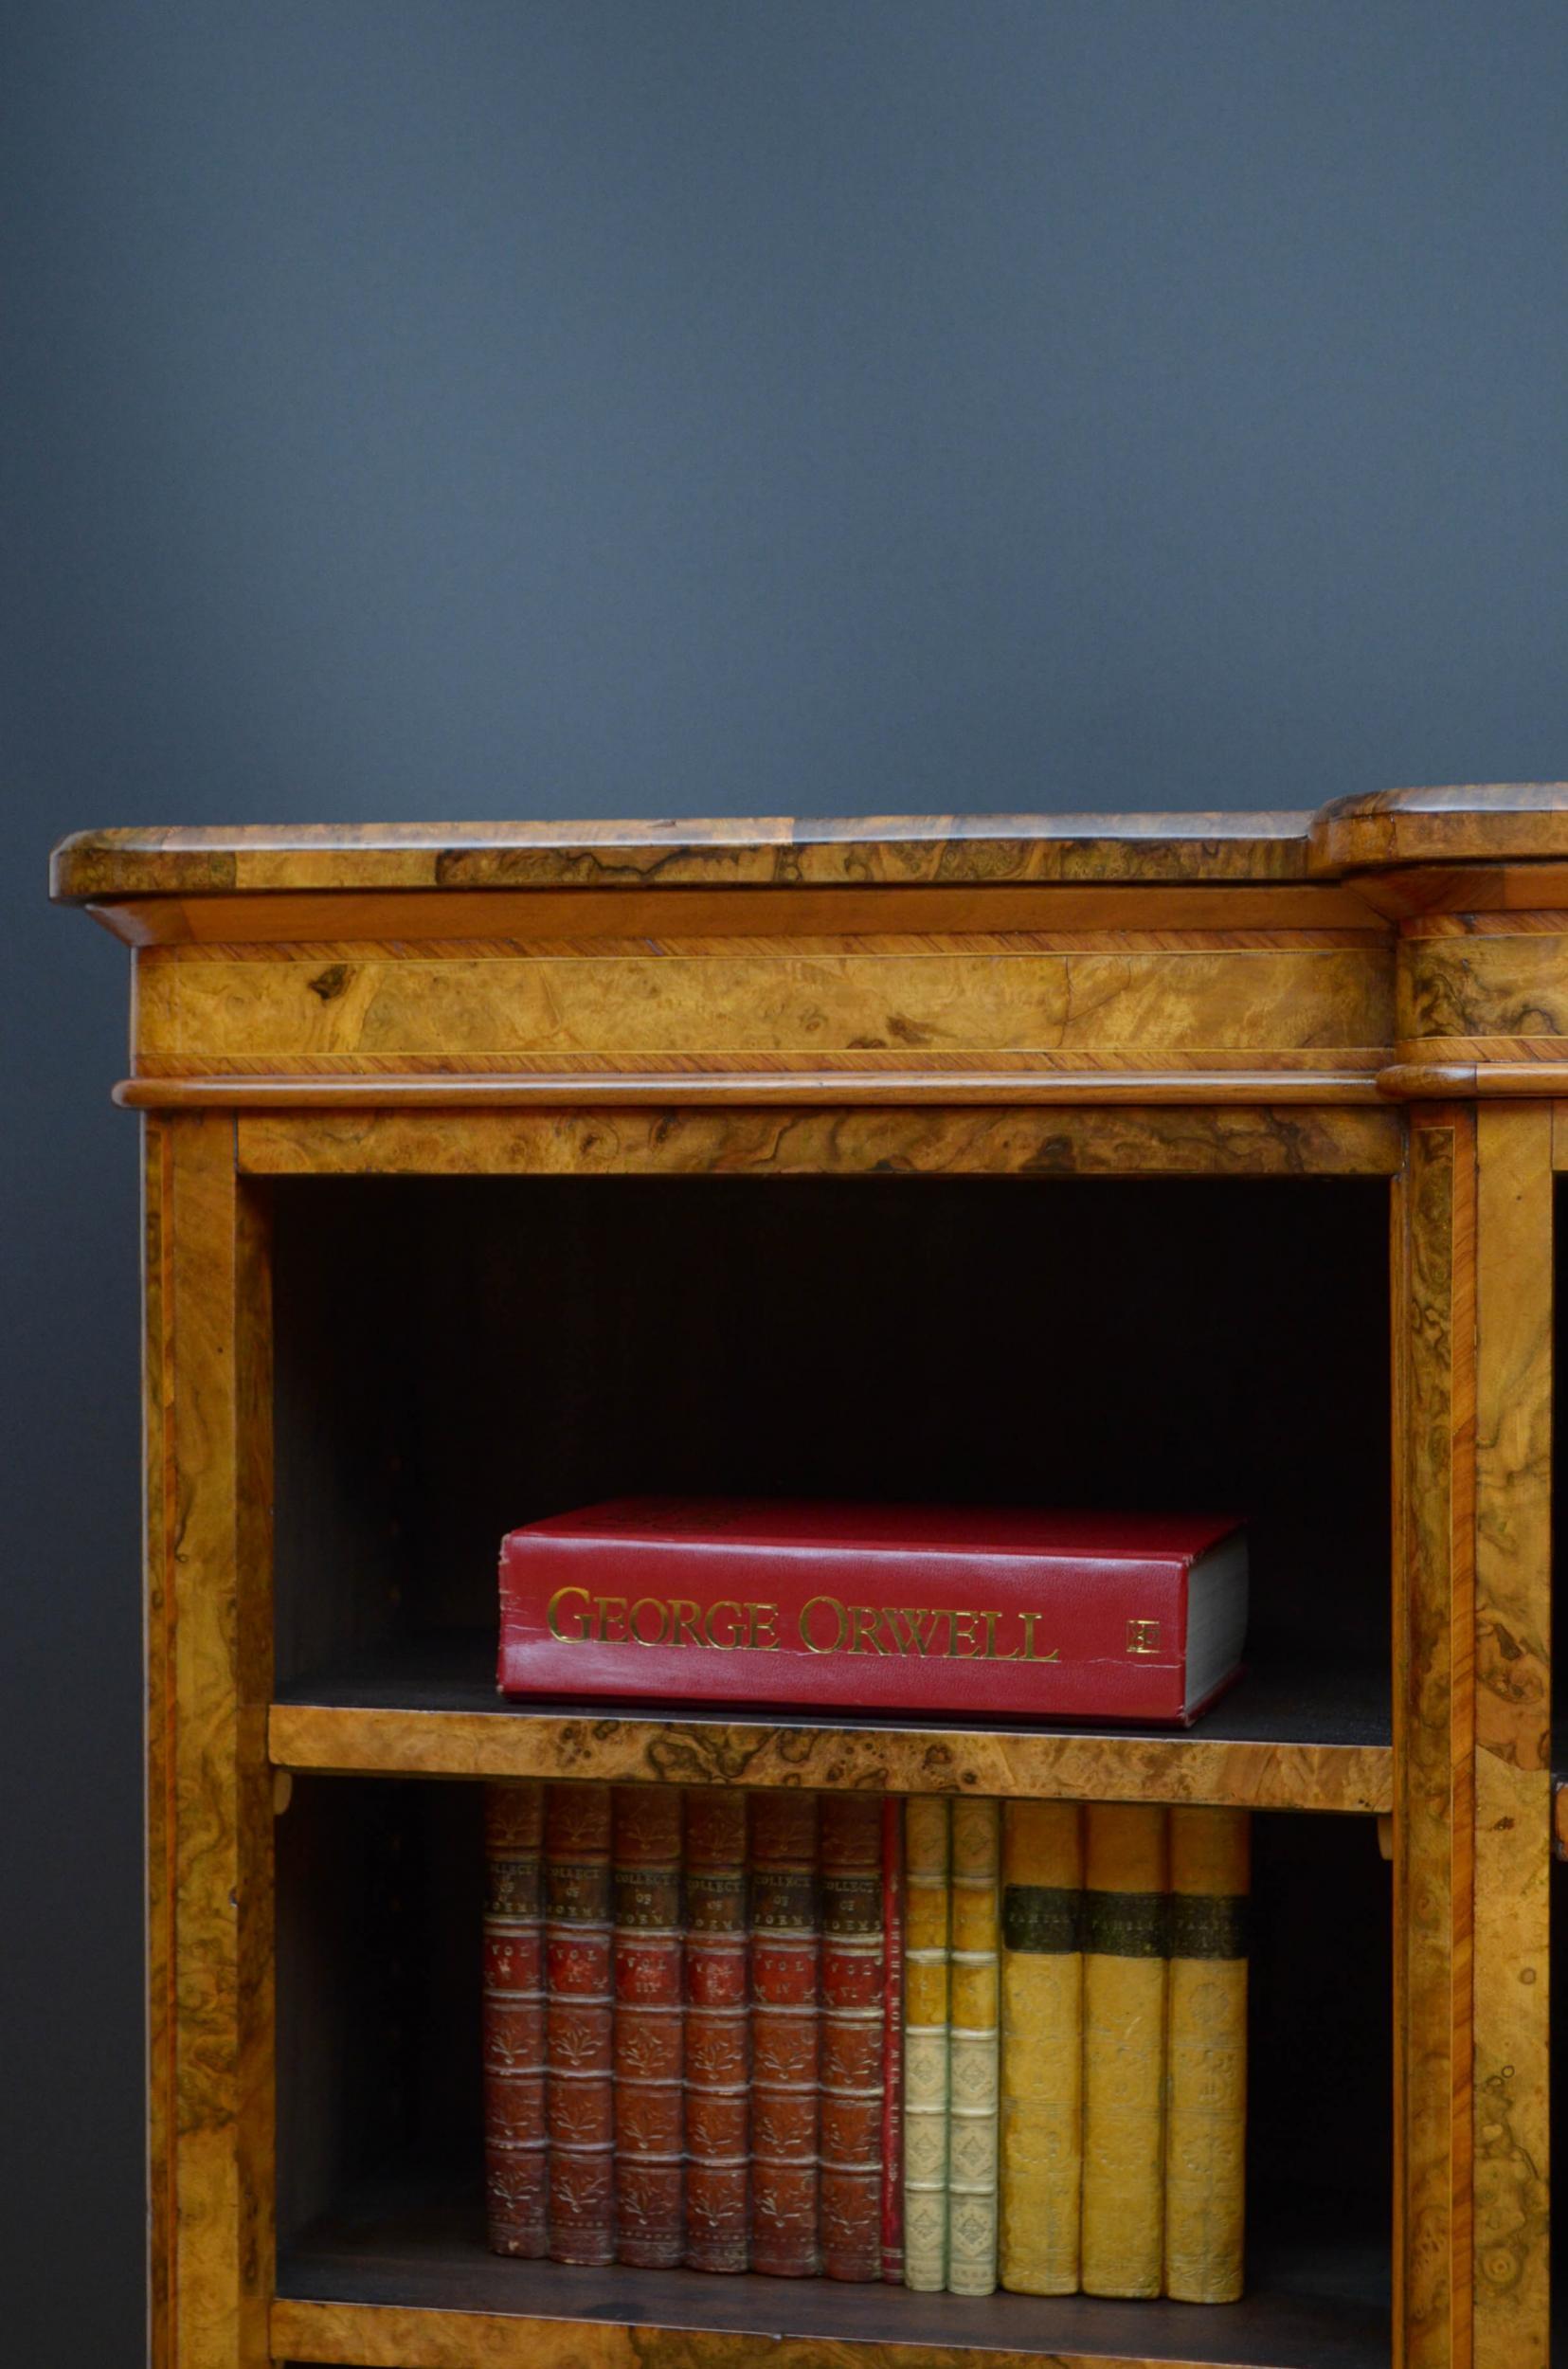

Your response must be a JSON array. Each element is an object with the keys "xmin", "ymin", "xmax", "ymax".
[{"xmin": 482, "ymin": 1782, "xmax": 1248, "ymax": 2302}]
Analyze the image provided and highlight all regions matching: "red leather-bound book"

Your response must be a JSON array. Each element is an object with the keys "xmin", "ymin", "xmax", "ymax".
[
  {"xmin": 497, "ymin": 1500, "xmax": 1247, "ymax": 1726},
  {"xmin": 820, "ymin": 1793, "xmax": 885, "ymax": 2282},
  {"xmin": 749, "ymin": 1790, "xmax": 822, "ymax": 2277},
  {"xmin": 544, "ymin": 1783, "xmax": 615, "ymax": 2266},
  {"xmin": 482, "ymin": 1782, "xmax": 548, "ymax": 2257},
  {"xmin": 612, "ymin": 1787, "xmax": 684, "ymax": 2268},
  {"xmin": 682, "ymin": 1787, "xmax": 750, "ymax": 2272},
  {"xmin": 880, "ymin": 1794, "xmax": 905, "ymax": 2284}
]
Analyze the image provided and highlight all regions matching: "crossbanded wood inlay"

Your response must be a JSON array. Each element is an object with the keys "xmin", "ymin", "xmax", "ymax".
[{"xmin": 134, "ymin": 933, "xmax": 1392, "ymax": 1075}]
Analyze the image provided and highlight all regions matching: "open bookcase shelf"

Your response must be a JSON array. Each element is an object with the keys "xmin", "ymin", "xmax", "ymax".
[
  {"xmin": 57, "ymin": 798, "xmax": 1567, "ymax": 2369},
  {"xmin": 276, "ymin": 1780, "xmax": 1391, "ymax": 2369},
  {"xmin": 270, "ymin": 1627, "xmax": 1393, "ymax": 1813},
  {"xmin": 274, "ymin": 2168, "xmax": 1389, "ymax": 2369}
]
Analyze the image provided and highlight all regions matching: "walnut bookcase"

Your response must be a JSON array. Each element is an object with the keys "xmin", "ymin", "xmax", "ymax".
[{"xmin": 52, "ymin": 785, "xmax": 1562, "ymax": 2369}]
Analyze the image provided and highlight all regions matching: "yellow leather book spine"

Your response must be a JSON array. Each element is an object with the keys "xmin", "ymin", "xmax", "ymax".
[
  {"xmin": 946, "ymin": 1796, "xmax": 1000, "ymax": 2297},
  {"xmin": 1080, "ymin": 1803, "xmax": 1167, "ymax": 2300},
  {"xmin": 901, "ymin": 1795, "xmax": 950, "ymax": 2292},
  {"xmin": 1000, "ymin": 1799, "xmax": 1083, "ymax": 2295},
  {"xmin": 1163, "ymin": 1807, "xmax": 1249, "ymax": 2303}
]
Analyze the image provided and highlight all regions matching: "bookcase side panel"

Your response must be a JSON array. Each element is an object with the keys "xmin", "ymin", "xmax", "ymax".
[
  {"xmin": 145, "ymin": 1118, "xmax": 174, "ymax": 2369},
  {"xmin": 1397, "ymin": 1110, "xmax": 1477, "ymax": 2369},
  {"xmin": 156, "ymin": 1115, "xmax": 276, "ymax": 2369},
  {"xmin": 1472, "ymin": 1105, "xmax": 1552, "ymax": 2369}
]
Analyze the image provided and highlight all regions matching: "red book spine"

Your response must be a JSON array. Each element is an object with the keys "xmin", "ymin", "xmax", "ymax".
[
  {"xmin": 879, "ymin": 1794, "xmax": 905, "ymax": 2284},
  {"xmin": 748, "ymin": 1790, "xmax": 821, "ymax": 2277},
  {"xmin": 544, "ymin": 1783, "xmax": 615, "ymax": 2265},
  {"xmin": 482, "ymin": 1782, "xmax": 548, "ymax": 2258},
  {"xmin": 820, "ymin": 1793, "xmax": 886, "ymax": 2282},
  {"xmin": 612, "ymin": 1787, "xmax": 684, "ymax": 2268},
  {"xmin": 498, "ymin": 1501, "xmax": 1241, "ymax": 1725},
  {"xmin": 682, "ymin": 1787, "xmax": 750, "ymax": 2272}
]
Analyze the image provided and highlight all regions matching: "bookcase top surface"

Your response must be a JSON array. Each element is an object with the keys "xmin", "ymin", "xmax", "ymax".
[{"xmin": 48, "ymin": 782, "xmax": 1568, "ymax": 900}]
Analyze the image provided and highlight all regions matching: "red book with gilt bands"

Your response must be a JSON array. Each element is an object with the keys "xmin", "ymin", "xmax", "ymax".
[{"xmin": 498, "ymin": 1499, "xmax": 1247, "ymax": 1727}]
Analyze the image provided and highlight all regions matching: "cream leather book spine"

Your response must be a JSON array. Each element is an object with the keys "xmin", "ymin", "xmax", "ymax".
[
  {"xmin": 1163, "ymin": 1807, "xmax": 1249, "ymax": 2302},
  {"xmin": 1000, "ymin": 1799, "xmax": 1084, "ymax": 2294},
  {"xmin": 1080, "ymin": 1803, "xmax": 1168, "ymax": 2299},
  {"xmin": 901, "ymin": 1795, "xmax": 950, "ymax": 2292},
  {"xmin": 946, "ymin": 1796, "xmax": 1000, "ymax": 2297}
]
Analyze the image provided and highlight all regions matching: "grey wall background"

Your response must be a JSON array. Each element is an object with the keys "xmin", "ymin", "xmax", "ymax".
[{"xmin": 4, "ymin": 4, "xmax": 1567, "ymax": 2359}]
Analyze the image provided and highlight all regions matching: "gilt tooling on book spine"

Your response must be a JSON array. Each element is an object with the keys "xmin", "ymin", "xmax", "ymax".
[{"xmin": 499, "ymin": 1497, "xmax": 1247, "ymax": 1723}]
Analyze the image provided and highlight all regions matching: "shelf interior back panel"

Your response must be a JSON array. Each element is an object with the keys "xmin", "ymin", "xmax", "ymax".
[{"xmin": 271, "ymin": 1172, "xmax": 1393, "ymax": 1708}]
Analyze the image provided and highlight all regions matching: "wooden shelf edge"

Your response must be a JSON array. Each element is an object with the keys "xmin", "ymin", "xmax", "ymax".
[
  {"xmin": 267, "ymin": 1702, "xmax": 1394, "ymax": 1815},
  {"xmin": 118, "ymin": 1069, "xmax": 1391, "ymax": 1112},
  {"xmin": 270, "ymin": 2293, "xmax": 1275, "ymax": 2369}
]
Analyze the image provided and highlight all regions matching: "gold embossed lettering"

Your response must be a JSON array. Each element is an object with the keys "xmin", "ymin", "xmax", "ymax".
[
  {"xmin": 747, "ymin": 1601, "xmax": 782, "ymax": 1651},
  {"xmin": 546, "ymin": 1584, "xmax": 591, "ymax": 1641},
  {"xmin": 982, "ymin": 1608, "xmax": 1021, "ymax": 1660},
  {"xmin": 629, "ymin": 1596, "xmax": 672, "ymax": 1646},
  {"xmin": 849, "ymin": 1603, "xmax": 882, "ymax": 1654},
  {"xmin": 1019, "ymin": 1612, "xmax": 1059, "ymax": 1663},
  {"xmin": 703, "ymin": 1600, "xmax": 744, "ymax": 1649},
  {"xmin": 800, "ymin": 1594, "xmax": 849, "ymax": 1654},
  {"xmin": 671, "ymin": 1599, "xmax": 703, "ymax": 1647},
  {"xmin": 950, "ymin": 1608, "xmax": 979, "ymax": 1656},
  {"xmin": 596, "ymin": 1596, "xmax": 628, "ymax": 1643}
]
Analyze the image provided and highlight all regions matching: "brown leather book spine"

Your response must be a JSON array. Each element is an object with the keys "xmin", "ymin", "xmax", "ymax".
[
  {"xmin": 544, "ymin": 1782, "xmax": 616, "ymax": 2265},
  {"xmin": 612, "ymin": 1787, "xmax": 684, "ymax": 2268},
  {"xmin": 682, "ymin": 1787, "xmax": 750, "ymax": 2271},
  {"xmin": 482, "ymin": 1782, "xmax": 548, "ymax": 2257},
  {"xmin": 748, "ymin": 1789, "xmax": 822, "ymax": 2276},
  {"xmin": 820, "ymin": 1792, "xmax": 886, "ymax": 2282},
  {"xmin": 880, "ymin": 1794, "xmax": 905, "ymax": 2284}
]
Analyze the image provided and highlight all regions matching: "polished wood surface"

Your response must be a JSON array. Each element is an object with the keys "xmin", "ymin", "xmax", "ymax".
[
  {"xmin": 125, "ymin": 1067, "xmax": 1393, "ymax": 1109},
  {"xmin": 268, "ymin": 1635, "xmax": 1392, "ymax": 1814},
  {"xmin": 236, "ymin": 1102, "xmax": 1402, "ymax": 1177},
  {"xmin": 1471, "ymin": 1108, "xmax": 1551, "ymax": 2369},
  {"xmin": 1312, "ymin": 784, "xmax": 1568, "ymax": 877},
  {"xmin": 152, "ymin": 1118, "xmax": 275, "ymax": 2369},
  {"xmin": 52, "ymin": 809, "xmax": 1317, "ymax": 900},
  {"xmin": 1395, "ymin": 1111, "xmax": 1475, "ymax": 2369},
  {"xmin": 127, "ymin": 931, "xmax": 1390, "ymax": 1095},
  {"xmin": 54, "ymin": 783, "xmax": 1568, "ymax": 2369}
]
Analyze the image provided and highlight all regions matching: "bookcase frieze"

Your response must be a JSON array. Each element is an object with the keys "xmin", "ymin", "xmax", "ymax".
[{"xmin": 132, "ymin": 934, "xmax": 1393, "ymax": 1080}]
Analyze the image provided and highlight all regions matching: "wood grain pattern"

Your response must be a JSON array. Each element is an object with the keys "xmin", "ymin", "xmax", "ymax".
[
  {"xmin": 1380, "ymin": 1064, "xmax": 1568, "ymax": 1102},
  {"xmin": 234, "ymin": 1103, "xmax": 1403, "ymax": 1180},
  {"xmin": 52, "ymin": 810, "xmax": 1316, "ymax": 901},
  {"xmin": 56, "ymin": 790, "xmax": 1568, "ymax": 2369},
  {"xmin": 272, "ymin": 2294, "xmax": 1341, "ymax": 2369},
  {"xmin": 129, "ymin": 1068, "xmax": 1393, "ymax": 1111},
  {"xmin": 1312, "ymin": 785, "xmax": 1568, "ymax": 876},
  {"xmin": 265, "ymin": 1702, "xmax": 1393, "ymax": 1816},
  {"xmin": 157, "ymin": 1116, "xmax": 275, "ymax": 2369},
  {"xmin": 130, "ymin": 935, "xmax": 1391, "ymax": 1082},
  {"xmin": 145, "ymin": 1120, "xmax": 174, "ymax": 2369},
  {"xmin": 82, "ymin": 879, "xmax": 1390, "ymax": 949},
  {"xmin": 1470, "ymin": 1108, "xmax": 1551, "ymax": 2369},
  {"xmin": 1400, "ymin": 926, "xmax": 1568, "ymax": 1050},
  {"xmin": 1396, "ymin": 1111, "xmax": 1476, "ymax": 2369},
  {"xmin": 268, "ymin": 2291, "xmax": 1354, "ymax": 2369}
]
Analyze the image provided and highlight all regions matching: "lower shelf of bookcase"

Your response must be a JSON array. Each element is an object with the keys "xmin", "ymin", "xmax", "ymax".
[{"xmin": 273, "ymin": 2173, "xmax": 1390, "ymax": 2369}]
